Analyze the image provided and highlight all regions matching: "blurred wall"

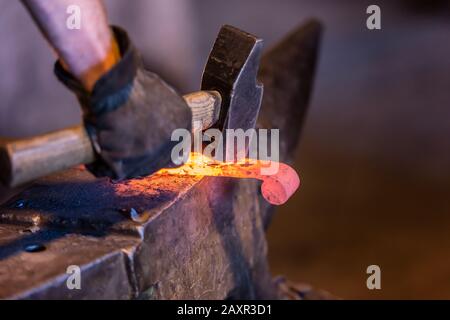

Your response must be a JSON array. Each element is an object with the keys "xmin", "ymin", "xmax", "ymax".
[{"xmin": 1, "ymin": 0, "xmax": 450, "ymax": 299}]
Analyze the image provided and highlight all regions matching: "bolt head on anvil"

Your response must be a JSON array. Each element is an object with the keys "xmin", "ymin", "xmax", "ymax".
[{"xmin": 201, "ymin": 25, "xmax": 264, "ymax": 161}]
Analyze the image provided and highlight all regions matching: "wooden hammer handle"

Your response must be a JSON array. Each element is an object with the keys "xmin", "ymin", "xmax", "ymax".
[{"xmin": 0, "ymin": 91, "xmax": 221, "ymax": 188}]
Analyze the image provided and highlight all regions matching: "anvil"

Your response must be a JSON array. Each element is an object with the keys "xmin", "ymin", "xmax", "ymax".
[{"xmin": 0, "ymin": 20, "xmax": 322, "ymax": 299}]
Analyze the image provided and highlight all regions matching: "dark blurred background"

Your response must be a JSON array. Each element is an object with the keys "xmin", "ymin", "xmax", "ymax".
[{"xmin": 1, "ymin": 0, "xmax": 450, "ymax": 299}]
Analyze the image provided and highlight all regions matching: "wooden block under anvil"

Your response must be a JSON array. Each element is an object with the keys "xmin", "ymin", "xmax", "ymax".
[{"xmin": 0, "ymin": 167, "xmax": 276, "ymax": 299}]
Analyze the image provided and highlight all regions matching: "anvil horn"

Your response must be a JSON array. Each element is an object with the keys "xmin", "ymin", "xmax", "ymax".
[
  {"xmin": 257, "ymin": 19, "xmax": 323, "ymax": 228},
  {"xmin": 258, "ymin": 19, "xmax": 323, "ymax": 165}
]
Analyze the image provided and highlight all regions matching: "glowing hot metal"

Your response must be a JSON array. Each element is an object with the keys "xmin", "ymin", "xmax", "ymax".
[{"xmin": 156, "ymin": 152, "xmax": 300, "ymax": 205}]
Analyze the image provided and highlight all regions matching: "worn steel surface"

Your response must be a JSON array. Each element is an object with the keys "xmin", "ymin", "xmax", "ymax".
[
  {"xmin": 0, "ymin": 223, "xmax": 137, "ymax": 299},
  {"xmin": 0, "ymin": 20, "xmax": 322, "ymax": 299},
  {"xmin": 0, "ymin": 168, "xmax": 274, "ymax": 299}
]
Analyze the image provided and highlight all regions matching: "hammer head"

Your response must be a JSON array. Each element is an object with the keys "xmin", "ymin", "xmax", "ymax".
[{"xmin": 201, "ymin": 25, "xmax": 264, "ymax": 161}]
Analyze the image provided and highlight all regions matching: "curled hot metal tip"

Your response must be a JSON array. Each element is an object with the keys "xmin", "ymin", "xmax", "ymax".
[{"xmin": 156, "ymin": 152, "xmax": 300, "ymax": 205}]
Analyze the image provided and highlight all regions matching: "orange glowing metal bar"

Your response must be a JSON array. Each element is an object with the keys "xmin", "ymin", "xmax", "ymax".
[{"xmin": 156, "ymin": 152, "xmax": 300, "ymax": 205}]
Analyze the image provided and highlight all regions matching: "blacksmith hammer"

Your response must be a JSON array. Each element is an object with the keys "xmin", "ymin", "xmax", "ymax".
[{"xmin": 0, "ymin": 25, "xmax": 264, "ymax": 188}]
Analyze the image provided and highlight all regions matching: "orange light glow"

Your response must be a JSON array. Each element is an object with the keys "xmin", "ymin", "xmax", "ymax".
[{"xmin": 156, "ymin": 152, "xmax": 300, "ymax": 205}]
